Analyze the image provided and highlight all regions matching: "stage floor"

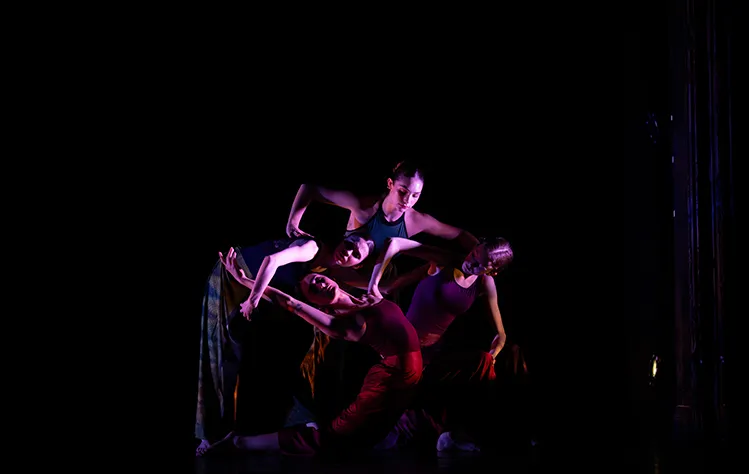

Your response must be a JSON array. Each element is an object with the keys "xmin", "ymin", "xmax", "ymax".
[{"xmin": 193, "ymin": 439, "xmax": 729, "ymax": 474}]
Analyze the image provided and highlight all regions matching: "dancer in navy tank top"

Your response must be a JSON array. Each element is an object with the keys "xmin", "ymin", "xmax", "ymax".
[{"xmin": 285, "ymin": 160, "xmax": 478, "ymax": 258}]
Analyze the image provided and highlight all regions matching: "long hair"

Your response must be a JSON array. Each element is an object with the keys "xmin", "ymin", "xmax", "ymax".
[
  {"xmin": 300, "ymin": 328, "xmax": 330, "ymax": 397},
  {"xmin": 296, "ymin": 275, "xmax": 365, "ymax": 397}
]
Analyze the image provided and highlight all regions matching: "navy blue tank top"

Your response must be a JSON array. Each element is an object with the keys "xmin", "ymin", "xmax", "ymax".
[
  {"xmin": 344, "ymin": 202, "xmax": 408, "ymax": 254},
  {"xmin": 239, "ymin": 237, "xmax": 316, "ymax": 293}
]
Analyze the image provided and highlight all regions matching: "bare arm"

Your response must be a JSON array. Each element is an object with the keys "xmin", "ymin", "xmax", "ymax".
[
  {"xmin": 286, "ymin": 184, "xmax": 365, "ymax": 237},
  {"xmin": 379, "ymin": 263, "xmax": 433, "ymax": 295},
  {"xmin": 236, "ymin": 273, "xmax": 364, "ymax": 341},
  {"xmin": 218, "ymin": 247, "xmax": 272, "ymax": 302},
  {"xmin": 479, "ymin": 275, "xmax": 507, "ymax": 358},
  {"xmin": 244, "ymin": 239, "xmax": 320, "ymax": 316},
  {"xmin": 367, "ymin": 237, "xmax": 463, "ymax": 295},
  {"xmin": 284, "ymin": 297, "xmax": 366, "ymax": 341},
  {"xmin": 408, "ymin": 211, "xmax": 479, "ymax": 253},
  {"xmin": 328, "ymin": 263, "xmax": 432, "ymax": 294}
]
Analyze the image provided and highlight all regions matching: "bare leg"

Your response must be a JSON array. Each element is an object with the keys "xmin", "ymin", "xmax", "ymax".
[
  {"xmin": 232, "ymin": 432, "xmax": 281, "ymax": 451},
  {"xmin": 232, "ymin": 422, "xmax": 318, "ymax": 452}
]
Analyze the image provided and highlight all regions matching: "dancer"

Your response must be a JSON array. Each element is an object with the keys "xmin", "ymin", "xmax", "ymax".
[
  {"xmin": 368, "ymin": 235, "xmax": 513, "ymax": 359},
  {"xmin": 286, "ymin": 160, "xmax": 478, "ymax": 256},
  {"xmin": 195, "ymin": 232, "xmax": 375, "ymax": 456},
  {"xmin": 209, "ymin": 264, "xmax": 422, "ymax": 457},
  {"xmin": 367, "ymin": 236, "xmax": 525, "ymax": 451},
  {"xmin": 284, "ymin": 160, "xmax": 479, "ymax": 423}
]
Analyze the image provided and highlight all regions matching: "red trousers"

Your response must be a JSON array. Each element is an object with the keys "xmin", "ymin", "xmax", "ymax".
[
  {"xmin": 388, "ymin": 349, "xmax": 496, "ymax": 447},
  {"xmin": 390, "ymin": 343, "xmax": 530, "ymax": 448},
  {"xmin": 278, "ymin": 351, "xmax": 422, "ymax": 456}
]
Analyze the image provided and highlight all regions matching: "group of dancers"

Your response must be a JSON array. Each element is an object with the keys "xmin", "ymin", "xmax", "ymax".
[{"xmin": 195, "ymin": 161, "xmax": 530, "ymax": 457}]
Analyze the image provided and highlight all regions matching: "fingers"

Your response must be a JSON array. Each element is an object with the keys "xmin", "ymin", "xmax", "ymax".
[
  {"xmin": 219, "ymin": 248, "xmax": 237, "ymax": 266},
  {"xmin": 290, "ymin": 227, "xmax": 314, "ymax": 239}
]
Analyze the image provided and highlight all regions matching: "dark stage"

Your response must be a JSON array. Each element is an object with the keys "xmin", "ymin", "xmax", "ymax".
[{"xmin": 170, "ymin": 2, "xmax": 740, "ymax": 472}]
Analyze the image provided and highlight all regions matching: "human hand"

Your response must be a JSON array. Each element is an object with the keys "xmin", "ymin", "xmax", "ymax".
[
  {"xmin": 286, "ymin": 222, "xmax": 314, "ymax": 239},
  {"xmin": 239, "ymin": 296, "xmax": 259, "ymax": 320},
  {"xmin": 489, "ymin": 333, "xmax": 506, "ymax": 363},
  {"xmin": 219, "ymin": 247, "xmax": 242, "ymax": 282}
]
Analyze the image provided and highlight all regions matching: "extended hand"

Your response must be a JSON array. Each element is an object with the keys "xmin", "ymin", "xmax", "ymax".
[
  {"xmin": 219, "ymin": 247, "xmax": 242, "ymax": 282},
  {"xmin": 362, "ymin": 292, "xmax": 383, "ymax": 305},
  {"xmin": 367, "ymin": 285, "xmax": 384, "ymax": 301},
  {"xmin": 239, "ymin": 295, "xmax": 259, "ymax": 320},
  {"xmin": 489, "ymin": 333, "xmax": 506, "ymax": 362},
  {"xmin": 286, "ymin": 222, "xmax": 314, "ymax": 239}
]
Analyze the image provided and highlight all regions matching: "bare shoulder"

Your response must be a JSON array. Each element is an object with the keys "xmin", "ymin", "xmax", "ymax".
[
  {"xmin": 349, "ymin": 194, "xmax": 380, "ymax": 224},
  {"xmin": 479, "ymin": 274, "xmax": 498, "ymax": 293},
  {"xmin": 404, "ymin": 208, "xmax": 438, "ymax": 234},
  {"xmin": 404, "ymin": 207, "xmax": 430, "ymax": 224},
  {"xmin": 405, "ymin": 207, "xmax": 430, "ymax": 220}
]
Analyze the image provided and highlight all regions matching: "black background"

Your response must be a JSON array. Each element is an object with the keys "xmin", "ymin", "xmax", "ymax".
[{"xmin": 133, "ymin": 2, "xmax": 711, "ymax": 462}]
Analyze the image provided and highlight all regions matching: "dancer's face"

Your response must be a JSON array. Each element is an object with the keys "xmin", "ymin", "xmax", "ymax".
[
  {"xmin": 461, "ymin": 243, "xmax": 498, "ymax": 276},
  {"xmin": 301, "ymin": 273, "xmax": 340, "ymax": 306},
  {"xmin": 386, "ymin": 175, "xmax": 423, "ymax": 211},
  {"xmin": 332, "ymin": 235, "xmax": 371, "ymax": 267}
]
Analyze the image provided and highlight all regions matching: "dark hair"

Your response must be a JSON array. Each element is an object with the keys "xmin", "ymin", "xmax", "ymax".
[
  {"xmin": 345, "ymin": 231, "xmax": 375, "ymax": 255},
  {"xmin": 295, "ymin": 273, "xmax": 333, "ymax": 396},
  {"xmin": 390, "ymin": 160, "xmax": 426, "ymax": 182},
  {"xmin": 300, "ymin": 328, "xmax": 330, "ymax": 397},
  {"xmin": 341, "ymin": 231, "xmax": 376, "ymax": 267}
]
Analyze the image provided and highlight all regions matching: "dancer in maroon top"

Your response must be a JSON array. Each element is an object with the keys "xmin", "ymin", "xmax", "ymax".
[{"xmin": 207, "ymin": 254, "xmax": 422, "ymax": 457}]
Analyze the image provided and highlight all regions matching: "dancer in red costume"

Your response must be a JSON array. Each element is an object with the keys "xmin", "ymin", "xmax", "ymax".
[{"xmin": 205, "ymin": 250, "xmax": 422, "ymax": 457}]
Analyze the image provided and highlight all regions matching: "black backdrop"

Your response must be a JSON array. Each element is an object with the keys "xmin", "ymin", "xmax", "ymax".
[{"xmin": 149, "ymin": 5, "xmax": 685, "ymax": 463}]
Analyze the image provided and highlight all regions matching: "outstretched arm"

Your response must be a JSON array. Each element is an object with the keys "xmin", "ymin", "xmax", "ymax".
[
  {"xmin": 286, "ymin": 184, "xmax": 365, "ymax": 238},
  {"xmin": 408, "ymin": 211, "xmax": 479, "ymax": 253},
  {"xmin": 230, "ymin": 270, "xmax": 364, "ymax": 341},
  {"xmin": 220, "ymin": 240, "xmax": 320, "ymax": 319},
  {"xmin": 367, "ymin": 237, "xmax": 463, "ymax": 296},
  {"xmin": 479, "ymin": 275, "xmax": 507, "ymax": 358},
  {"xmin": 379, "ymin": 263, "xmax": 434, "ymax": 295}
]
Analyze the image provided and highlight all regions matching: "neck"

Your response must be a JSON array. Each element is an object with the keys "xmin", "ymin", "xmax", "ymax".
[
  {"xmin": 328, "ymin": 291, "xmax": 362, "ymax": 310},
  {"xmin": 381, "ymin": 195, "xmax": 405, "ymax": 221}
]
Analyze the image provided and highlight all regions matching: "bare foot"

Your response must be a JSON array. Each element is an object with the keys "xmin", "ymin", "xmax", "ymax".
[
  {"xmin": 196, "ymin": 431, "xmax": 235, "ymax": 457},
  {"xmin": 436, "ymin": 431, "xmax": 480, "ymax": 452}
]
